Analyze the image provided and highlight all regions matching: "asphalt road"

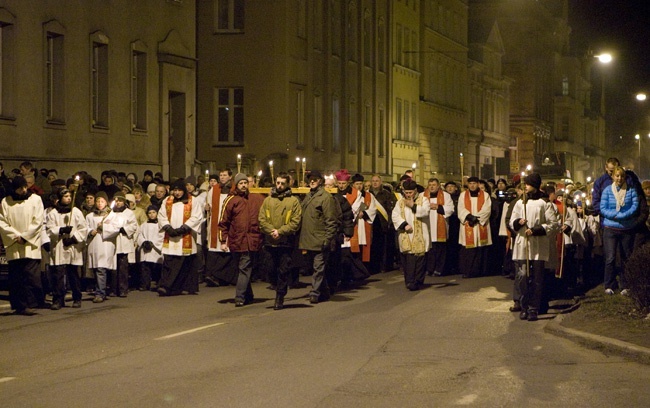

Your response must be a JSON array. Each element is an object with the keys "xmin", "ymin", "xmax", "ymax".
[{"xmin": 1, "ymin": 271, "xmax": 649, "ymax": 407}]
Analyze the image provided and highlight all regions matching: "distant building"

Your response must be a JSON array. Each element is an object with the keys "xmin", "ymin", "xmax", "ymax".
[{"xmin": 0, "ymin": 1, "xmax": 196, "ymax": 179}]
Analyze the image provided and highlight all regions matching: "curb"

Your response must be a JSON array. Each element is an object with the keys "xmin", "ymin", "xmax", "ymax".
[{"xmin": 545, "ymin": 313, "xmax": 650, "ymax": 365}]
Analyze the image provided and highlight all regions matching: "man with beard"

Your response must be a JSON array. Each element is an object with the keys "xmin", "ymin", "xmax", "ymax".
[
  {"xmin": 457, "ymin": 176, "xmax": 493, "ymax": 278},
  {"xmin": 46, "ymin": 188, "xmax": 88, "ymax": 309},
  {"xmin": 157, "ymin": 179, "xmax": 204, "ymax": 296},
  {"xmin": 257, "ymin": 173, "xmax": 302, "ymax": 309},
  {"xmin": 0, "ymin": 176, "xmax": 46, "ymax": 315},
  {"xmin": 219, "ymin": 173, "xmax": 265, "ymax": 307},
  {"xmin": 424, "ymin": 178, "xmax": 454, "ymax": 277},
  {"xmin": 299, "ymin": 171, "xmax": 341, "ymax": 304},
  {"xmin": 205, "ymin": 169, "xmax": 237, "ymax": 287}
]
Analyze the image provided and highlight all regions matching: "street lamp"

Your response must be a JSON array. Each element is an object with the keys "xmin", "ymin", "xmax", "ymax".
[
  {"xmin": 636, "ymin": 93, "xmax": 647, "ymax": 102},
  {"xmin": 593, "ymin": 53, "xmax": 613, "ymax": 115},
  {"xmin": 634, "ymin": 133, "xmax": 650, "ymax": 177}
]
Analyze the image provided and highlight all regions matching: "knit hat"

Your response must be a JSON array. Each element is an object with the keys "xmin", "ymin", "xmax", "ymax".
[
  {"xmin": 642, "ymin": 180, "xmax": 650, "ymax": 190},
  {"xmin": 467, "ymin": 176, "xmax": 480, "ymax": 183},
  {"xmin": 171, "ymin": 178, "xmax": 186, "ymax": 192},
  {"xmin": 185, "ymin": 175, "xmax": 197, "ymax": 187},
  {"xmin": 113, "ymin": 192, "xmax": 126, "ymax": 201},
  {"xmin": 335, "ymin": 169, "xmax": 351, "ymax": 181},
  {"xmin": 125, "ymin": 193, "xmax": 136, "ymax": 204},
  {"xmin": 144, "ymin": 170, "xmax": 154, "ymax": 177},
  {"xmin": 146, "ymin": 205, "xmax": 158, "ymax": 213},
  {"xmin": 402, "ymin": 179, "xmax": 418, "ymax": 191},
  {"xmin": 95, "ymin": 191, "xmax": 109, "ymax": 203},
  {"xmin": 524, "ymin": 173, "xmax": 542, "ymax": 190},
  {"xmin": 11, "ymin": 176, "xmax": 27, "ymax": 190},
  {"xmin": 147, "ymin": 183, "xmax": 157, "ymax": 194},
  {"xmin": 351, "ymin": 173, "xmax": 364, "ymax": 183},
  {"xmin": 444, "ymin": 181, "xmax": 457, "ymax": 188},
  {"xmin": 233, "ymin": 173, "xmax": 248, "ymax": 186},
  {"xmin": 307, "ymin": 170, "xmax": 323, "ymax": 181}
]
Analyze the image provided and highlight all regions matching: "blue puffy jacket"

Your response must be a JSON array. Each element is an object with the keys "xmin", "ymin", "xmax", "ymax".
[{"xmin": 600, "ymin": 184, "xmax": 639, "ymax": 230}]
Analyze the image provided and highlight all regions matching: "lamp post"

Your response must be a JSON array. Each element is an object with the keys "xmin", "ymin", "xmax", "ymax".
[{"xmin": 593, "ymin": 53, "xmax": 613, "ymax": 115}]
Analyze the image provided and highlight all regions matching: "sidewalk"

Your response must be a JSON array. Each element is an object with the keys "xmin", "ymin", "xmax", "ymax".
[{"xmin": 545, "ymin": 311, "xmax": 650, "ymax": 365}]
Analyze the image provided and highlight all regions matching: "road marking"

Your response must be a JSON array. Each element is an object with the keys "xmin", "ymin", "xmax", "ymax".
[
  {"xmin": 155, "ymin": 322, "xmax": 225, "ymax": 340},
  {"xmin": 0, "ymin": 377, "xmax": 17, "ymax": 383}
]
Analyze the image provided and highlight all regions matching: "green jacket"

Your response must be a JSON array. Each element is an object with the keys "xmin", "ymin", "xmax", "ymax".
[
  {"xmin": 258, "ymin": 188, "xmax": 302, "ymax": 247},
  {"xmin": 298, "ymin": 186, "xmax": 341, "ymax": 251}
]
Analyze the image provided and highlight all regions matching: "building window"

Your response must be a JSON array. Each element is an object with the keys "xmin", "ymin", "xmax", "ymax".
[
  {"xmin": 395, "ymin": 98, "xmax": 402, "ymax": 140},
  {"xmin": 332, "ymin": 96, "xmax": 340, "ymax": 151},
  {"xmin": 313, "ymin": 1, "xmax": 324, "ymax": 51},
  {"xmin": 404, "ymin": 101, "xmax": 410, "ymax": 141},
  {"xmin": 297, "ymin": 0, "xmax": 307, "ymax": 39},
  {"xmin": 293, "ymin": 87, "xmax": 305, "ymax": 148},
  {"xmin": 411, "ymin": 102, "xmax": 418, "ymax": 142},
  {"xmin": 378, "ymin": 108, "xmax": 385, "ymax": 157},
  {"xmin": 90, "ymin": 31, "xmax": 109, "ymax": 130},
  {"xmin": 44, "ymin": 21, "xmax": 66, "ymax": 125},
  {"xmin": 377, "ymin": 18, "xmax": 385, "ymax": 72},
  {"xmin": 214, "ymin": 87, "xmax": 244, "ymax": 145},
  {"xmin": 348, "ymin": 98, "xmax": 357, "ymax": 153},
  {"xmin": 215, "ymin": 0, "xmax": 244, "ymax": 32},
  {"xmin": 313, "ymin": 94, "xmax": 323, "ymax": 150},
  {"xmin": 562, "ymin": 76, "xmax": 569, "ymax": 96},
  {"xmin": 363, "ymin": 9, "xmax": 372, "ymax": 67},
  {"xmin": 131, "ymin": 41, "xmax": 147, "ymax": 132},
  {"xmin": 364, "ymin": 103, "xmax": 372, "ymax": 154},
  {"xmin": 347, "ymin": 2, "xmax": 357, "ymax": 62},
  {"xmin": 0, "ymin": 9, "xmax": 15, "ymax": 120},
  {"xmin": 331, "ymin": 0, "xmax": 341, "ymax": 56}
]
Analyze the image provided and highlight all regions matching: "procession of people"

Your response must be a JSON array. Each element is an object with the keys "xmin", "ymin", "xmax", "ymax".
[{"xmin": 0, "ymin": 158, "xmax": 648, "ymax": 319}]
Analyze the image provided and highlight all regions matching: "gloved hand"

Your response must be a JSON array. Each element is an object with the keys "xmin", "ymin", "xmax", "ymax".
[
  {"xmin": 465, "ymin": 214, "xmax": 478, "ymax": 227},
  {"xmin": 142, "ymin": 241, "xmax": 153, "ymax": 252},
  {"xmin": 59, "ymin": 226, "xmax": 73, "ymax": 235},
  {"xmin": 175, "ymin": 224, "xmax": 192, "ymax": 236},
  {"xmin": 63, "ymin": 236, "xmax": 78, "ymax": 247},
  {"xmin": 119, "ymin": 227, "xmax": 127, "ymax": 235},
  {"xmin": 42, "ymin": 242, "xmax": 51, "ymax": 252},
  {"xmin": 162, "ymin": 224, "xmax": 178, "ymax": 237}
]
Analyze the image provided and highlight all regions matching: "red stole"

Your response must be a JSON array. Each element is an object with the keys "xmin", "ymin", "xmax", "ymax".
[
  {"xmin": 208, "ymin": 184, "xmax": 234, "ymax": 248},
  {"xmin": 555, "ymin": 200, "xmax": 565, "ymax": 277},
  {"xmin": 463, "ymin": 190, "xmax": 488, "ymax": 248},
  {"xmin": 424, "ymin": 189, "xmax": 447, "ymax": 242},
  {"xmin": 347, "ymin": 190, "xmax": 372, "ymax": 262},
  {"xmin": 163, "ymin": 196, "xmax": 193, "ymax": 254}
]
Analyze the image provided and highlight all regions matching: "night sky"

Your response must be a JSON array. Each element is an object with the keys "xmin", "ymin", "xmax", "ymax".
[{"xmin": 569, "ymin": 0, "xmax": 650, "ymax": 150}]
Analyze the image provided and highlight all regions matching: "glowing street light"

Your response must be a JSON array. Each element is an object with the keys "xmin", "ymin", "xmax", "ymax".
[
  {"xmin": 595, "ymin": 53, "xmax": 612, "ymax": 64},
  {"xmin": 636, "ymin": 93, "xmax": 647, "ymax": 102}
]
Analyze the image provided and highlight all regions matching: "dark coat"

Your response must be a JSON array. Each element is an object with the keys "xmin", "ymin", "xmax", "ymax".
[{"xmin": 219, "ymin": 189, "xmax": 265, "ymax": 252}]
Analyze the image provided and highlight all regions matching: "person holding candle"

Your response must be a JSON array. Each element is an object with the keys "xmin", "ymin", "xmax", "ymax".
[{"xmin": 205, "ymin": 169, "xmax": 237, "ymax": 287}]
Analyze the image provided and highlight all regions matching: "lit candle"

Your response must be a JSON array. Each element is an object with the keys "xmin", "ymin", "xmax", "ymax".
[
  {"xmin": 295, "ymin": 157, "xmax": 301, "ymax": 184},
  {"xmin": 237, "ymin": 154, "xmax": 242, "ymax": 174},
  {"xmin": 269, "ymin": 160, "xmax": 274, "ymax": 181},
  {"xmin": 256, "ymin": 170, "xmax": 262, "ymax": 186},
  {"xmin": 459, "ymin": 153, "xmax": 464, "ymax": 184},
  {"xmin": 301, "ymin": 158, "xmax": 306, "ymax": 186}
]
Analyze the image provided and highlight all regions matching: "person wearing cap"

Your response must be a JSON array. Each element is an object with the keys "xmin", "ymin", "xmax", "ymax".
[
  {"xmin": 457, "ymin": 176, "xmax": 493, "ymax": 278},
  {"xmin": 146, "ymin": 182, "xmax": 157, "ymax": 198},
  {"xmin": 205, "ymin": 168, "xmax": 237, "ymax": 287},
  {"xmin": 0, "ymin": 176, "xmax": 46, "ymax": 315},
  {"xmin": 46, "ymin": 188, "xmax": 88, "ymax": 309},
  {"xmin": 424, "ymin": 178, "xmax": 455, "ymax": 277},
  {"xmin": 509, "ymin": 173, "xmax": 559, "ymax": 321},
  {"xmin": 110, "ymin": 192, "xmax": 138, "ymax": 297},
  {"xmin": 98, "ymin": 171, "xmax": 120, "ymax": 201},
  {"xmin": 137, "ymin": 205, "xmax": 164, "ymax": 291},
  {"xmin": 86, "ymin": 191, "xmax": 120, "ymax": 303},
  {"xmin": 258, "ymin": 172, "xmax": 302, "ymax": 310},
  {"xmin": 392, "ymin": 178, "xmax": 430, "ymax": 290},
  {"xmin": 299, "ymin": 170, "xmax": 341, "ymax": 304},
  {"xmin": 219, "ymin": 173, "xmax": 265, "ymax": 307},
  {"xmin": 140, "ymin": 170, "xmax": 155, "ymax": 193},
  {"xmin": 157, "ymin": 179, "xmax": 204, "ymax": 296}
]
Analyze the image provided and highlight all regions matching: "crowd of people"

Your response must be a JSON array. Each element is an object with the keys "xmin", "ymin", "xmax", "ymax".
[{"xmin": 0, "ymin": 158, "xmax": 648, "ymax": 319}]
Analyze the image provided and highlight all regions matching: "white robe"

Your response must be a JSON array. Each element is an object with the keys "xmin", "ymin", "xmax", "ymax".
[
  {"xmin": 457, "ymin": 190, "xmax": 492, "ymax": 248},
  {"xmin": 157, "ymin": 195, "xmax": 203, "ymax": 256},
  {"xmin": 391, "ymin": 194, "xmax": 431, "ymax": 254},
  {"xmin": 427, "ymin": 190, "xmax": 454, "ymax": 242},
  {"xmin": 0, "ymin": 194, "xmax": 44, "ymax": 261},
  {"xmin": 342, "ymin": 189, "xmax": 377, "ymax": 248},
  {"xmin": 206, "ymin": 188, "xmax": 230, "ymax": 252},
  {"xmin": 509, "ymin": 197, "xmax": 559, "ymax": 262},
  {"xmin": 46, "ymin": 207, "xmax": 88, "ymax": 266},
  {"xmin": 113, "ymin": 208, "xmax": 138, "ymax": 261},
  {"xmin": 86, "ymin": 211, "xmax": 119, "ymax": 269},
  {"xmin": 137, "ymin": 222, "xmax": 164, "ymax": 264}
]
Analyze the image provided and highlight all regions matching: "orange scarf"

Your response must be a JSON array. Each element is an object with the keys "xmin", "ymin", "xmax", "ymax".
[
  {"xmin": 163, "ymin": 196, "xmax": 193, "ymax": 254},
  {"xmin": 424, "ymin": 189, "xmax": 447, "ymax": 242},
  {"xmin": 463, "ymin": 190, "xmax": 488, "ymax": 248},
  {"xmin": 347, "ymin": 190, "xmax": 372, "ymax": 262}
]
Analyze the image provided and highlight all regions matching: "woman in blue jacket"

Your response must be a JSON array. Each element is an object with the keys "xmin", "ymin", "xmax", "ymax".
[{"xmin": 600, "ymin": 166, "xmax": 640, "ymax": 295}]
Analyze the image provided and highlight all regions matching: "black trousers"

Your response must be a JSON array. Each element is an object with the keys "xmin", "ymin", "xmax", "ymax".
[
  {"xmin": 400, "ymin": 253, "xmax": 425, "ymax": 289},
  {"xmin": 205, "ymin": 251, "xmax": 237, "ymax": 285},
  {"xmin": 426, "ymin": 242, "xmax": 447, "ymax": 275},
  {"xmin": 160, "ymin": 254, "xmax": 196, "ymax": 295},
  {"xmin": 266, "ymin": 246, "xmax": 293, "ymax": 296},
  {"xmin": 139, "ymin": 261, "xmax": 161, "ymax": 290},
  {"xmin": 8, "ymin": 258, "xmax": 44, "ymax": 311},
  {"xmin": 113, "ymin": 254, "xmax": 130, "ymax": 296},
  {"xmin": 51, "ymin": 264, "xmax": 82, "ymax": 305},
  {"xmin": 459, "ymin": 246, "xmax": 489, "ymax": 278}
]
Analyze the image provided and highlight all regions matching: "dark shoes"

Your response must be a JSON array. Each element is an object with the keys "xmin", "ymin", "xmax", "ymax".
[
  {"xmin": 509, "ymin": 302, "xmax": 522, "ymax": 312},
  {"xmin": 157, "ymin": 287, "xmax": 168, "ymax": 297},
  {"xmin": 519, "ymin": 309, "xmax": 538, "ymax": 321},
  {"xmin": 309, "ymin": 295, "xmax": 319, "ymax": 304},
  {"xmin": 204, "ymin": 276, "xmax": 220, "ymax": 287},
  {"xmin": 16, "ymin": 308, "xmax": 37, "ymax": 316},
  {"xmin": 519, "ymin": 310, "xmax": 528, "ymax": 320},
  {"xmin": 273, "ymin": 295, "xmax": 284, "ymax": 310},
  {"xmin": 235, "ymin": 299, "xmax": 245, "ymax": 307},
  {"xmin": 51, "ymin": 303, "xmax": 62, "ymax": 311},
  {"xmin": 72, "ymin": 301, "xmax": 82, "ymax": 308}
]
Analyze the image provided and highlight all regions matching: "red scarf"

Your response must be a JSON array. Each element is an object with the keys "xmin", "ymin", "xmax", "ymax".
[
  {"xmin": 163, "ymin": 196, "xmax": 193, "ymax": 254},
  {"xmin": 463, "ymin": 190, "xmax": 488, "ymax": 248},
  {"xmin": 347, "ymin": 190, "xmax": 372, "ymax": 262},
  {"xmin": 424, "ymin": 189, "xmax": 447, "ymax": 242},
  {"xmin": 555, "ymin": 200, "xmax": 565, "ymax": 278}
]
